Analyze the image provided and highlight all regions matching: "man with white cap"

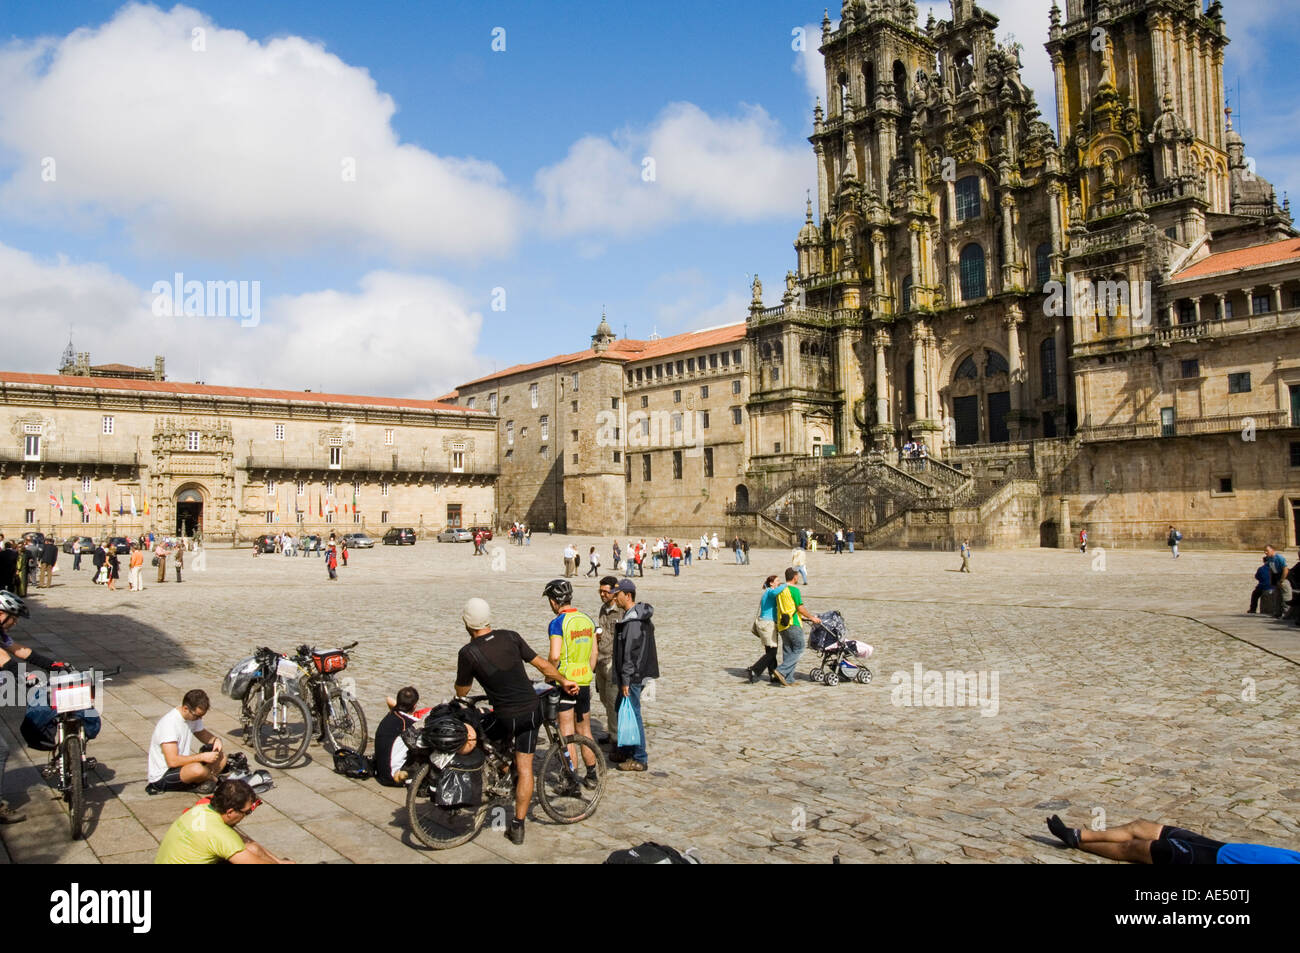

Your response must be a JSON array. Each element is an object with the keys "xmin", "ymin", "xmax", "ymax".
[{"xmin": 454, "ymin": 597, "xmax": 577, "ymax": 846}]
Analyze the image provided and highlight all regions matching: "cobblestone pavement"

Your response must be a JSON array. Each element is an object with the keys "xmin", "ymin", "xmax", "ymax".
[{"xmin": 2, "ymin": 539, "xmax": 1297, "ymax": 864}]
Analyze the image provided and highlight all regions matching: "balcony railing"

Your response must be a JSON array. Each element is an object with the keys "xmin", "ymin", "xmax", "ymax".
[
  {"xmin": 0, "ymin": 448, "xmax": 142, "ymax": 467},
  {"xmin": 1080, "ymin": 410, "xmax": 1290, "ymax": 442},
  {"xmin": 244, "ymin": 452, "xmax": 498, "ymax": 477}
]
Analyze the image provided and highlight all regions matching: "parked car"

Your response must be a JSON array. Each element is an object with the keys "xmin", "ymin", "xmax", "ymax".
[
  {"xmin": 383, "ymin": 528, "xmax": 417, "ymax": 546},
  {"xmin": 108, "ymin": 537, "xmax": 132, "ymax": 554},
  {"xmin": 61, "ymin": 536, "xmax": 95, "ymax": 555},
  {"xmin": 343, "ymin": 533, "xmax": 375, "ymax": 549},
  {"xmin": 436, "ymin": 528, "xmax": 473, "ymax": 543},
  {"xmin": 468, "ymin": 526, "xmax": 493, "ymax": 542},
  {"xmin": 253, "ymin": 534, "xmax": 277, "ymax": 553},
  {"xmin": 20, "ymin": 532, "xmax": 45, "ymax": 546}
]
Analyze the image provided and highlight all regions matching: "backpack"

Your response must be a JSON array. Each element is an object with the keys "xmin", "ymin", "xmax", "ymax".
[
  {"xmin": 333, "ymin": 746, "xmax": 374, "ymax": 779},
  {"xmin": 775, "ymin": 586, "xmax": 797, "ymax": 631},
  {"xmin": 603, "ymin": 842, "xmax": 701, "ymax": 864}
]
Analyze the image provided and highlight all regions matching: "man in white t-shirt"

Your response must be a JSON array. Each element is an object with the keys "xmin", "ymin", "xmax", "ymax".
[{"xmin": 146, "ymin": 689, "xmax": 227, "ymax": 795}]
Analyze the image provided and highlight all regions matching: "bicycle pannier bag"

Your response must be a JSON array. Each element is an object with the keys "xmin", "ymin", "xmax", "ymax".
[{"xmin": 312, "ymin": 650, "xmax": 347, "ymax": 674}]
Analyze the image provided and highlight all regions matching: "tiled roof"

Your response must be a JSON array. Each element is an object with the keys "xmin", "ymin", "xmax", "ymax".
[
  {"xmin": 458, "ymin": 322, "xmax": 747, "ymax": 388},
  {"xmin": 1171, "ymin": 237, "xmax": 1300, "ymax": 281},
  {"xmin": 0, "ymin": 372, "xmax": 485, "ymax": 414}
]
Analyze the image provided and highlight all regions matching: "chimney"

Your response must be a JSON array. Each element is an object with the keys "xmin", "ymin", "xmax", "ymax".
[{"xmin": 154, "ymin": 356, "xmax": 166, "ymax": 381}]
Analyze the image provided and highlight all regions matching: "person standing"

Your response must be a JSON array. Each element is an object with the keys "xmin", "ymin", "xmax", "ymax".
[
  {"xmin": 959, "ymin": 539, "xmax": 972, "ymax": 573},
  {"xmin": 745, "ymin": 575, "xmax": 784, "ymax": 683},
  {"xmin": 155, "ymin": 541, "xmax": 168, "ymax": 584},
  {"xmin": 711, "ymin": 532, "xmax": 719, "ymax": 557},
  {"xmin": 741, "ymin": 537, "xmax": 750, "ymax": 565},
  {"xmin": 1166, "ymin": 524, "xmax": 1182, "ymax": 559},
  {"xmin": 790, "ymin": 546, "xmax": 808, "ymax": 586},
  {"xmin": 173, "ymin": 543, "xmax": 184, "ymax": 583},
  {"xmin": 91, "ymin": 541, "xmax": 106, "ymax": 587},
  {"xmin": 610, "ymin": 579, "xmax": 658, "ymax": 772},
  {"xmin": 586, "ymin": 546, "xmax": 601, "ymax": 578},
  {"xmin": 0, "ymin": 543, "xmax": 18, "ymax": 593},
  {"xmin": 593, "ymin": 575, "xmax": 624, "ymax": 745},
  {"xmin": 38, "ymin": 538, "xmax": 57, "ymax": 588},
  {"xmin": 14, "ymin": 544, "xmax": 29, "ymax": 597},
  {"xmin": 542, "ymin": 580, "xmax": 599, "ymax": 789},
  {"xmin": 129, "ymin": 543, "xmax": 145, "ymax": 591},
  {"xmin": 847, "ymin": 527, "xmax": 855, "ymax": 553},
  {"xmin": 71, "ymin": 538, "xmax": 82, "ymax": 572},
  {"xmin": 834, "ymin": 528, "xmax": 844, "ymax": 555},
  {"xmin": 772, "ymin": 567, "xmax": 820, "ymax": 688},
  {"xmin": 612, "ymin": 540, "xmax": 621, "ymax": 571},
  {"xmin": 562, "ymin": 543, "xmax": 576, "ymax": 578},
  {"xmin": 1078, "ymin": 528, "xmax": 1088, "ymax": 554},
  {"xmin": 106, "ymin": 547, "xmax": 121, "ymax": 592},
  {"xmin": 669, "ymin": 540, "xmax": 682, "ymax": 577},
  {"xmin": 325, "ymin": 544, "xmax": 338, "ymax": 581},
  {"xmin": 340, "ymin": 539, "xmax": 348, "ymax": 567}
]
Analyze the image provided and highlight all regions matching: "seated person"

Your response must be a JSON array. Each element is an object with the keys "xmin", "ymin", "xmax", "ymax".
[
  {"xmin": 1248, "ymin": 555, "xmax": 1274, "ymax": 613},
  {"xmin": 374, "ymin": 686, "xmax": 430, "ymax": 787},
  {"xmin": 154, "ymin": 778, "xmax": 291, "ymax": 864},
  {"xmin": 146, "ymin": 689, "xmax": 227, "ymax": 795}
]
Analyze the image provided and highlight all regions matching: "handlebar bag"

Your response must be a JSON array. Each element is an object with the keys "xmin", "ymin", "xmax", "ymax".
[{"xmin": 312, "ymin": 651, "xmax": 347, "ymax": 674}]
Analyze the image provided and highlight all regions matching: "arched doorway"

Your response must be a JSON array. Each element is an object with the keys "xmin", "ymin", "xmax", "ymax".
[
  {"xmin": 175, "ymin": 486, "xmax": 205, "ymax": 537},
  {"xmin": 735, "ymin": 484, "xmax": 750, "ymax": 511},
  {"xmin": 945, "ymin": 348, "xmax": 1011, "ymax": 445}
]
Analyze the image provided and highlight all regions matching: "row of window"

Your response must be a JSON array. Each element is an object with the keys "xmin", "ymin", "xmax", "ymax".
[
  {"xmin": 1175, "ymin": 290, "xmax": 1300, "ymax": 324},
  {"xmin": 95, "ymin": 418, "xmax": 397, "ymax": 446},
  {"xmin": 629, "ymin": 448, "xmax": 716, "ymax": 482},
  {"xmin": 628, "ymin": 350, "xmax": 742, "ymax": 386}
]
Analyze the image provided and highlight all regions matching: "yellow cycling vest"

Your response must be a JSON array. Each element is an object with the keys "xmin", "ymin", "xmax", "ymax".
[{"xmin": 550, "ymin": 608, "xmax": 595, "ymax": 685}]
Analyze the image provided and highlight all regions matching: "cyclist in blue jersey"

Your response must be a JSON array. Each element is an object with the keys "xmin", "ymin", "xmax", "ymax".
[{"xmin": 1047, "ymin": 815, "xmax": 1300, "ymax": 864}]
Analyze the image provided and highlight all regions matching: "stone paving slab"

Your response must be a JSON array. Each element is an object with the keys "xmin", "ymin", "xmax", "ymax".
[{"xmin": 1, "ymin": 541, "xmax": 1297, "ymax": 864}]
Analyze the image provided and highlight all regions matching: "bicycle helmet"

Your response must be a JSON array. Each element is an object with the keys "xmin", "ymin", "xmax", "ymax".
[
  {"xmin": 0, "ymin": 592, "xmax": 30, "ymax": 619},
  {"xmin": 423, "ymin": 715, "xmax": 469, "ymax": 754},
  {"xmin": 542, "ymin": 578, "xmax": 572, "ymax": 605}
]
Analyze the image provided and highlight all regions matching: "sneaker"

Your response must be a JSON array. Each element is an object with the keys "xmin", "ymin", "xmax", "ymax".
[
  {"xmin": 506, "ymin": 820, "xmax": 525, "ymax": 846},
  {"xmin": 195, "ymin": 779, "xmax": 218, "ymax": 795},
  {"xmin": 582, "ymin": 770, "xmax": 600, "ymax": 790},
  {"xmin": 747, "ymin": 668, "xmax": 758, "ymax": 684},
  {"xmin": 0, "ymin": 801, "xmax": 26, "ymax": 824},
  {"xmin": 617, "ymin": 760, "xmax": 647, "ymax": 772}
]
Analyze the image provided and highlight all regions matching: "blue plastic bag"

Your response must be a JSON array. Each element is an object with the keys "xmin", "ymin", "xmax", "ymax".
[{"xmin": 616, "ymin": 695, "xmax": 642, "ymax": 748}]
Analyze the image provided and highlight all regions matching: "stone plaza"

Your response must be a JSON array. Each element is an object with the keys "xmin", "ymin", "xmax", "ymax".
[{"xmin": 1, "ymin": 538, "xmax": 1297, "ymax": 864}]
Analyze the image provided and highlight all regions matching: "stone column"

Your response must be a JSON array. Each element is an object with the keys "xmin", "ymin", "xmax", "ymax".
[
  {"xmin": 911, "ymin": 320, "xmax": 927, "ymax": 420},
  {"xmin": 1054, "ymin": 318, "xmax": 1068, "ymax": 422},
  {"xmin": 908, "ymin": 223, "xmax": 921, "ymax": 295},
  {"xmin": 1048, "ymin": 184, "xmax": 1063, "ymax": 276},
  {"xmin": 1006, "ymin": 309, "xmax": 1024, "ymax": 437},
  {"xmin": 1051, "ymin": 52, "xmax": 1070, "ymax": 140},
  {"xmin": 871, "ymin": 230, "xmax": 885, "ymax": 297},
  {"xmin": 872, "ymin": 328, "xmax": 893, "ymax": 448},
  {"xmin": 1192, "ymin": 296, "xmax": 1202, "ymax": 325},
  {"xmin": 1058, "ymin": 496, "xmax": 1072, "ymax": 549},
  {"xmin": 1272, "ymin": 283, "xmax": 1283, "ymax": 314},
  {"xmin": 1214, "ymin": 292, "xmax": 1226, "ymax": 322},
  {"xmin": 814, "ymin": 142, "xmax": 828, "ymax": 222},
  {"xmin": 1001, "ymin": 194, "xmax": 1017, "ymax": 292},
  {"xmin": 946, "ymin": 179, "xmax": 958, "ymax": 229}
]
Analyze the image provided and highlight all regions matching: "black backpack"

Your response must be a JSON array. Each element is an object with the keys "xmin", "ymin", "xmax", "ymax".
[
  {"xmin": 333, "ymin": 746, "xmax": 374, "ymax": 780},
  {"xmin": 604, "ymin": 842, "xmax": 700, "ymax": 864}
]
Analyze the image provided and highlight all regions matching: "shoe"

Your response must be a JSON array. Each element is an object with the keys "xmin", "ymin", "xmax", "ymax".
[
  {"xmin": 617, "ymin": 760, "xmax": 647, "ymax": 772},
  {"xmin": 0, "ymin": 801, "xmax": 26, "ymax": 824},
  {"xmin": 145, "ymin": 782, "xmax": 164, "ymax": 796},
  {"xmin": 506, "ymin": 820, "xmax": 525, "ymax": 845},
  {"xmin": 771, "ymin": 671, "xmax": 791, "ymax": 687},
  {"xmin": 747, "ymin": 668, "xmax": 758, "ymax": 684},
  {"xmin": 607, "ymin": 752, "xmax": 629, "ymax": 764},
  {"xmin": 595, "ymin": 734, "xmax": 611, "ymax": 744},
  {"xmin": 195, "ymin": 780, "xmax": 217, "ymax": 795},
  {"xmin": 581, "ymin": 770, "xmax": 600, "ymax": 790}
]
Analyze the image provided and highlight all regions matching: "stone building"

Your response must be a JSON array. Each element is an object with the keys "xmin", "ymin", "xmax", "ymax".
[
  {"xmin": 728, "ymin": 0, "xmax": 1300, "ymax": 551},
  {"xmin": 453, "ymin": 318, "xmax": 749, "ymax": 538},
  {"xmin": 0, "ymin": 372, "xmax": 496, "ymax": 542}
]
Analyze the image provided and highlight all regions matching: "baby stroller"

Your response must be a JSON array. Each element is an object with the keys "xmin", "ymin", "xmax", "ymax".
[{"xmin": 807, "ymin": 610, "xmax": 873, "ymax": 686}]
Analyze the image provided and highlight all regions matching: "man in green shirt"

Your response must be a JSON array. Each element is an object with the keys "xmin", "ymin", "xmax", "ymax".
[
  {"xmin": 774, "ymin": 567, "xmax": 821, "ymax": 687},
  {"xmin": 155, "ymin": 779, "xmax": 292, "ymax": 864}
]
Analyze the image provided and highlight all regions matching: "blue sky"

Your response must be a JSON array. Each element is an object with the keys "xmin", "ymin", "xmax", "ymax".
[{"xmin": 0, "ymin": 1, "xmax": 1295, "ymax": 397}]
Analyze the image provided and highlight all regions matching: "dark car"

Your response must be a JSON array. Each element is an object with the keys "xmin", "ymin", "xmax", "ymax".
[
  {"xmin": 382, "ymin": 527, "xmax": 416, "ymax": 545},
  {"xmin": 468, "ymin": 526, "xmax": 493, "ymax": 542},
  {"xmin": 62, "ymin": 536, "xmax": 95, "ymax": 555},
  {"xmin": 343, "ymin": 533, "xmax": 375, "ymax": 549},
  {"xmin": 20, "ymin": 532, "xmax": 45, "ymax": 546},
  {"xmin": 253, "ymin": 534, "xmax": 277, "ymax": 553},
  {"xmin": 108, "ymin": 537, "xmax": 132, "ymax": 554}
]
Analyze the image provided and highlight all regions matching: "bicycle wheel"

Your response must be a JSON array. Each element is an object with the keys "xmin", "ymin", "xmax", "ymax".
[
  {"xmin": 322, "ymin": 690, "xmax": 368, "ymax": 755},
  {"xmin": 253, "ymin": 692, "xmax": 312, "ymax": 768},
  {"xmin": 64, "ymin": 735, "xmax": 85, "ymax": 840},
  {"xmin": 406, "ymin": 762, "xmax": 488, "ymax": 850},
  {"xmin": 538, "ymin": 735, "xmax": 606, "ymax": 824}
]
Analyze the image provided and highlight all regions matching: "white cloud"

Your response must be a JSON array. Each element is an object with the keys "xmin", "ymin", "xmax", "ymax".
[
  {"xmin": 535, "ymin": 102, "xmax": 812, "ymax": 237},
  {"xmin": 793, "ymin": 21, "xmax": 825, "ymax": 105},
  {"xmin": 0, "ymin": 3, "xmax": 521, "ymax": 261},
  {"xmin": 0, "ymin": 242, "xmax": 486, "ymax": 399}
]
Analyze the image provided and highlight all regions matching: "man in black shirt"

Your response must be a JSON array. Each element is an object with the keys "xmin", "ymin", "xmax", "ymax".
[
  {"xmin": 373, "ymin": 686, "xmax": 426, "ymax": 787},
  {"xmin": 454, "ymin": 597, "xmax": 575, "ymax": 845}
]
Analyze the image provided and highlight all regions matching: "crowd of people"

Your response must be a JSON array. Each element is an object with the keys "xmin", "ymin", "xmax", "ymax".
[
  {"xmin": 0, "ymin": 532, "xmax": 198, "ymax": 595},
  {"xmin": 567, "ymin": 533, "xmax": 752, "ymax": 579},
  {"xmin": 1248, "ymin": 543, "xmax": 1299, "ymax": 627}
]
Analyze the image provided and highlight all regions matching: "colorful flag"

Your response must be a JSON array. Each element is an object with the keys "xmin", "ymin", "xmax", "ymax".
[
  {"xmin": 143, "ymin": 495, "xmax": 150, "ymax": 516},
  {"xmin": 94, "ymin": 495, "xmax": 102, "ymax": 515},
  {"xmin": 60, "ymin": 491, "xmax": 66, "ymax": 515},
  {"xmin": 129, "ymin": 493, "xmax": 137, "ymax": 518},
  {"xmin": 318, "ymin": 494, "xmax": 323, "ymax": 518},
  {"xmin": 48, "ymin": 490, "xmax": 60, "ymax": 513},
  {"xmin": 71, "ymin": 490, "xmax": 83, "ymax": 511}
]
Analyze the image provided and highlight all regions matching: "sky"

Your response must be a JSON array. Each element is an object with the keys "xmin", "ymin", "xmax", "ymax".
[{"xmin": 0, "ymin": 0, "xmax": 1294, "ymax": 399}]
